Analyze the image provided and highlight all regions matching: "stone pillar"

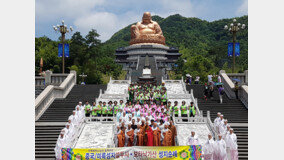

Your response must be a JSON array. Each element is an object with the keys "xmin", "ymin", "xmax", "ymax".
[
  {"xmin": 219, "ymin": 70, "xmax": 226, "ymax": 75},
  {"xmin": 45, "ymin": 70, "xmax": 52, "ymax": 86},
  {"xmin": 70, "ymin": 70, "xmax": 77, "ymax": 84},
  {"xmin": 244, "ymin": 70, "xmax": 248, "ymax": 84}
]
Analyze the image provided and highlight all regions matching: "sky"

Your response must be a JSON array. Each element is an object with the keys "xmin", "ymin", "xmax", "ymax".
[{"xmin": 36, "ymin": 0, "xmax": 248, "ymax": 42}]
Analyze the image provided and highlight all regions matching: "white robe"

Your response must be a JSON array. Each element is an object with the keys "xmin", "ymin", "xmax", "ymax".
[
  {"xmin": 220, "ymin": 123, "xmax": 228, "ymax": 137},
  {"xmin": 114, "ymin": 129, "xmax": 120, "ymax": 147},
  {"xmin": 54, "ymin": 137, "xmax": 66, "ymax": 160},
  {"xmin": 227, "ymin": 133, "xmax": 238, "ymax": 160},
  {"xmin": 214, "ymin": 139, "xmax": 228, "ymax": 160},
  {"xmin": 214, "ymin": 117, "xmax": 220, "ymax": 132},
  {"xmin": 203, "ymin": 138, "xmax": 215, "ymax": 160},
  {"xmin": 188, "ymin": 135, "xmax": 199, "ymax": 145}
]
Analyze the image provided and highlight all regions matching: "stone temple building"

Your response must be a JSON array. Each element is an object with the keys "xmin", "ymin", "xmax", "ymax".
[{"xmin": 115, "ymin": 12, "xmax": 181, "ymax": 83}]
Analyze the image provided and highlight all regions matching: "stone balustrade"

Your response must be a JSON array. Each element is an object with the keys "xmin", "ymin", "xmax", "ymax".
[
  {"xmin": 35, "ymin": 71, "xmax": 77, "ymax": 121},
  {"xmin": 35, "ymin": 70, "xmax": 69, "ymax": 87},
  {"xmin": 219, "ymin": 70, "xmax": 248, "ymax": 108},
  {"xmin": 227, "ymin": 70, "xmax": 248, "ymax": 85}
]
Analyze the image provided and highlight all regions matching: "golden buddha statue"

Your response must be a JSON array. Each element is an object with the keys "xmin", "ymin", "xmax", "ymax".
[{"xmin": 130, "ymin": 12, "xmax": 166, "ymax": 45}]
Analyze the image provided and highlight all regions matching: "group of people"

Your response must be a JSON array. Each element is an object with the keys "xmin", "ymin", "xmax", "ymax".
[
  {"xmin": 128, "ymin": 83, "xmax": 168, "ymax": 104},
  {"xmin": 54, "ymin": 102, "xmax": 86, "ymax": 159},
  {"xmin": 202, "ymin": 112, "xmax": 238, "ymax": 160},
  {"xmin": 115, "ymin": 119, "xmax": 177, "ymax": 147}
]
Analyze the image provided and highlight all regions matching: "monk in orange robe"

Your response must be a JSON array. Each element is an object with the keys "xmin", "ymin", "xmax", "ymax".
[
  {"xmin": 126, "ymin": 124, "xmax": 135, "ymax": 146},
  {"xmin": 141, "ymin": 120, "xmax": 148, "ymax": 146},
  {"xmin": 169, "ymin": 120, "xmax": 177, "ymax": 146},
  {"xmin": 152, "ymin": 123, "xmax": 161, "ymax": 146},
  {"xmin": 136, "ymin": 124, "xmax": 144, "ymax": 146},
  {"xmin": 145, "ymin": 122, "xmax": 154, "ymax": 146},
  {"xmin": 162, "ymin": 125, "xmax": 172, "ymax": 146},
  {"xmin": 117, "ymin": 127, "xmax": 125, "ymax": 147}
]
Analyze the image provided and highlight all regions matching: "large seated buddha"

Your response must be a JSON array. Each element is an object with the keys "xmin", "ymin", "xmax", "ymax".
[{"xmin": 130, "ymin": 12, "xmax": 166, "ymax": 45}]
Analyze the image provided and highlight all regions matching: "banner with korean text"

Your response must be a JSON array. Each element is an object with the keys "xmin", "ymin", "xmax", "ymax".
[{"xmin": 61, "ymin": 145, "xmax": 202, "ymax": 160}]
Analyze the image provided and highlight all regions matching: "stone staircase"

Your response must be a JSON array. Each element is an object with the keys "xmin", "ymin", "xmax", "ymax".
[
  {"xmin": 35, "ymin": 124, "xmax": 64, "ymax": 159},
  {"xmin": 35, "ymin": 85, "xmax": 107, "ymax": 159},
  {"xmin": 130, "ymin": 57, "xmax": 145, "ymax": 82},
  {"xmin": 149, "ymin": 57, "xmax": 163, "ymax": 84},
  {"xmin": 186, "ymin": 84, "xmax": 248, "ymax": 160}
]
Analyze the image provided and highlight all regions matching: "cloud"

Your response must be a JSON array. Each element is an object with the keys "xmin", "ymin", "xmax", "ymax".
[
  {"xmin": 74, "ymin": 12, "xmax": 118, "ymax": 41},
  {"xmin": 36, "ymin": 0, "xmax": 247, "ymax": 41},
  {"xmin": 36, "ymin": 0, "xmax": 105, "ymax": 22},
  {"xmin": 236, "ymin": 0, "xmax": 248, "ymax": 16}
]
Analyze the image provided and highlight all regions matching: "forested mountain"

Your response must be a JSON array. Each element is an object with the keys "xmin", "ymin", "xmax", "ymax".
[
  {"xmin": 103, "ymin": 14, "xmax": 248, "ymax": 81},
  {"xmin": 35, "ymin": 14, "xmax": 248, "ymax": 83}
]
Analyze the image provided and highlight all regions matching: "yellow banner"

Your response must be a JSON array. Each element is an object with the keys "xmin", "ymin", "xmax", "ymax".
[{"xmin": 61, "ymin": 145, "xmax": 202, "ymax": 160}]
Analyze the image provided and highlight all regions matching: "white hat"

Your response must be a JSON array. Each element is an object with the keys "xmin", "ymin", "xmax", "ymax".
[
  {"xmin": 220, "ymin": 114, "xmax": 224, "ymax": 117},
  {"xmin": 230, "ymin": 128, "xmax": 234, "ymax": 131},
  {"xmin": 217, "ymin": 112, "xmax": 221, "ymax": 114}
]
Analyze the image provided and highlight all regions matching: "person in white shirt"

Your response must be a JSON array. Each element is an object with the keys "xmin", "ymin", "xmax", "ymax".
[
  {"xmin": 218, "ymin": 115, "xmax": 225, "ymax": 134},
  {"xmin": 227, "ymin": 129, "xmax": 238, "ymax": 160},
  {"xmin": 214, "ymin": 134, "xmax": 227, "ymax": 160},
  {"xmin": 54, "ymin": 130, "xmax": 67, "ymax": 160},
  {"xmin": 203, "ymin": 134, "xmax": 215, "ymax": 160},
  {"xmin": 219, "ymin": 119, "xmax": 228, "ymax": 137},
  {"xmin": 188, "ymin": 131, "xmax": 199, "ymax": 145},
  {"xmin": 195, "ymin": 76, "xmax": 200, "ymax": 84},
  {"xmin": 214, "ymin": 112, "xmax": 221, "ymax": 133},
  {"xmin": 208, "ymin": 74, "xmax": 213, "ymax": 84}
]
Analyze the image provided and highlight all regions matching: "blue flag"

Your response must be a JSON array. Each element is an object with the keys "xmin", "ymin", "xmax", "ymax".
[
  {"xmin": 58, "ymin": 43, "xmax": 69, "ymax": 57},
  {"xmin": 58, "ymin": 43, "xmax": 63, "ymax": 57},
  {"xmin": 64, "ymin": 44, "xmax": 69, "ymax": 57},
  {"xmin": 228, "ymin": 43, "xmax": 240, "ymax": 57},
  {"xmin": 235, "ymin": 43, "xmax": 240, "ymax": 56},
  {"xmin": 228, "ymin": 43, "xmax": 233, "ymax": 57}
]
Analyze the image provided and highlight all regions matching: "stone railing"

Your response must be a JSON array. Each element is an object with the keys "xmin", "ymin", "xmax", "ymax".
[
  {"xmin": 35, "ymin": 71, "xmax": 77, "ymax": 121},
  {"xmin": 35, "ymin": 77, "xmax": 45, "ymax": 86},
  {"xmin": 190, "ymin": 89, "xmax": 201, "ymax": 117},
  {"xmin": 35, "ymin": 70, "xmax": 69, "ymax": 87},
  {"xmin": 227, "ymin": 70, "xmax": 248, "ymax": 85},
  {"xmin": 206, "ymin": 111, "xmax": 218, "ymax": 140},
  {"xmin": 219, "ymin": 70, "xmax": 248, "ymax": 108},
  {"xmin": 239, "ymin": 85, "xmax": 248, "ymax": 108}
]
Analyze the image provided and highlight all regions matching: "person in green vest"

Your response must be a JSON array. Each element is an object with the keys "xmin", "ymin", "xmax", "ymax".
[
  {"xmin": 161, "ymin": 91, "xmax": 167, "ymax": 104},
  {"xmin": 91, "ymin": 102, "xmax": 97, "ymax": 117},
  {"xmin": 167, "ymin": 101, "xmax": 173, "ymax": 116},
  {"xmin": 84, "ymin": 101, "xmax": 91, "ymax": 117},
  {"xmin": 107, "ymin": 101, "xmax": 113, "ymax": 117},
  {"xmin": 173, "ymin": 101, "xmax": 179, "ymax": 117},
  {"xmin": 189, "ymin": 102, "xmax": 196, "ymax": 117},
  {"xmin": 97, "ymin": 101, "xmax": 102, "ymax": 117},
  {"xmin": 180, "ymin": 101, "xmax": 188, "ymax": 122},
  {"xmin": 113, "ymin": 101, "xmax": 120, "ymax": 115},
  {"xmin": 119, "ymin": 100, "xmax": 125, "ymax": 110},
  {"xmin": 102, "ymin": 102, "xmax": 108, "ymax": 117}
]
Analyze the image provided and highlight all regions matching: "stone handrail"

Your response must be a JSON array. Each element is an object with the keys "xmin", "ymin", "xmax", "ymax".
[
  {"xmin": 239, "ymin": 85, "xmax": 248, "ymax": 108},
  {"xmin": 220, "ymin": 70, "xmax": 248, "ymax": 108},
  {"xmin": 136, "ymin": 56, "xmax": 140, "ymax": 70},
  {"xmin": 206, "ymin": 111, "xmax": 218, "ymax": 140},
  {"xmin": 35, "ymin": 71, "xmax": 77, "ymax": 121},
  {"xmin": 190, "ymin": 89, "xmax": 201, "ymax": 117},
  {"xmin": 51, "ymin": 74, "xmax": 68, "ymax": 85},
  {"xmin": 219, "ymin": 70, "xmax": 237, "ymax": 99}
]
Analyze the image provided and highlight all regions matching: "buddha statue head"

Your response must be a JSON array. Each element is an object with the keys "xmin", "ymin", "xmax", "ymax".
[
  {"xmin": 142, "ymin": 12, "xmax": 152, "ymax": 24},
  {"xmin": 130, "ymin": 12, "xmax": 166, "ymax": 45}
]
